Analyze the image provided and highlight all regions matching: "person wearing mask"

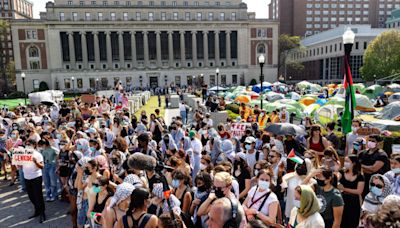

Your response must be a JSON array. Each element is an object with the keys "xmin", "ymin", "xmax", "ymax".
[
  {"xmin": 352, "ymin": 137, "xmax": 366, "ymax": 155},
  {"xmin": 288, "ymin": 185, "xmax": 324, "ymax": 228},
  {"xmin": 137, "ymin": 133, "xmax": 158, "ymax": 159},
  {"xmin": 149, "ymin": 113, "xmax": 164, "ymax": 143},
  {"xmin": 95, "ymin": 155, "xmax": 110, "ymax": 179},
  {"xmin": 303, "ymin": 150, "xmax": 320, "ymax": 169},
  {"xmin": 305, "ymin": 168, "xmax": 344, "ymax": 228},
  {"xmin": 320, "ymin": 147, "xmax": 341, "ymax": 172},
  {"xmin": 361, "ymin": 174, "xmax": 392, "ymax": 216},
  {"xmin": 217, "ymin": 124, "xmax": 231, "ymax": 139},
  {"xmin": 363, "ymin": 195, "xmax": 400, "ymax": 228},
  {"xmin": 325, "ymin": 122, "xmax": 339, "ymax": 150},
  {"xmin": 170, "ymin": 121, "xmax": 185, "ymax": 146},
  {"xmin": 87, "ymin": 176, "xmax": 114, "ymax": 227},
  {"xmin": 67, "ymin": 151, "xmax": 84, "ymax": 228},
  {"xmin": 23, "ymin": 140, "xmax": 46, "ymax": 223},
  {"xmin": 384, "ymin": 153, "xmax": 400, "ymax": 195},
  {"xmin": 282, "ymin": 159, "xmax": 314, "ymax": 222},
  {"xmin": 337, "ymin": 154, "xmax": 365, "ymax": 228},
  {"xmin": 87, "ymin": 139, "xmax": 103, "ymax": 159},
  {"xmin": 117, "ymin": 187, "xmax": 158, "ymax": 228},
  {"xmin": 243, "ymin": 169, "xmax": 279, "ymax": 226},
  {"xmin": 109, "ymin": 150, "xmax": 126, "ymax": 184},
  {"xmin": 358, "ymin": 134, "xmax": 390, "ymax": 197},
  {"xmin": 102, "ymin": 182, "xmax": 134, "ymax": 228},
  {"xmin": 306, "ymin": 125, "xmax": 329, "ymax": 158},
  {"xmin": 233, "ymin": 152, "xmax": 252, "ymax": 201},
  {"xmin": 6, "ymin": 129, "xmax": 23, "ymax": 187},
  {"xmin": 171, "ymin": 170, "xmax": 192, "ymax": 214},
  {"xmin": 189, "ymin": 130, "xmax": 202, "ymax": 179},
  {"xmin": 245, "ymin": 136, "xmax": 264, "ymax": 175},
  {"xmin": 345, "ymin": 119, "xmax": 362, "ymax": 155},
  {"xmin": 190, "ymin": 172, "xmax": 213, "ymax": 227},
  {"xmin": 38, "ymin": 139, "xmax": 59, "ymax": 202},
  {"xmin": 159, "ymin": 133, "xmax": 178, "ymax": 158},
  {"xmin": 56, "ymin": 139, "xmax": 71, "ymax": 201},
  {"xmin": 76, "ymin": 138, "xmax": 91, "ymax": 157}
]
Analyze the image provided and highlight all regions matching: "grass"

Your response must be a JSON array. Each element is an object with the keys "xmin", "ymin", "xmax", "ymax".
[
  {"xmin": 134, "ymin": 95, "xmax": 165, "ymax": 119},
  {"xmin": 0, "ymin": 98, "xmax": 30, "ymax": 109}
]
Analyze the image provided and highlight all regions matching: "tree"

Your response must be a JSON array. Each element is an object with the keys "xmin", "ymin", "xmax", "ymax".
[
  {"xmin": 278, "ymin": 34, "xmax": 304, "ymax": 77},
  {"xmin": 360, "ymin": 30, "xmax": 400, "ymax": 81},
  {"xmin": 5, "ymin": 61, "xmax": 16, "ymax": 87}
]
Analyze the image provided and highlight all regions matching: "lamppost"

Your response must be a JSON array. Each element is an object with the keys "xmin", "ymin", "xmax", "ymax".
[
  {"xmin": 289, "ymin": 76, "xmax": 292, "ymax": 84},
  {"xmin": 373, "ymin": 74, "xmax": 377, "ymax": 85},
  {"xmin": 258, "ymin": 54, "xmax": 265, "ymax": 110},
  {"xmin": 342, "ymin": 27, "xmax": 355, "ymax": 133},
  {"xmin": 21, "ymin": 72, "xmax": 26, "ymax": 105},
  {"xmin": 71, "ymin": 76, "xmax": 75, "ymax": 96},
  {"xmin": 192, "ymin": 75, "xmax": 196, "ymax": 90},
  {"xmin": 216, "ymin": 68, "xmax": 220, "ymax": 94},
  {"xmin": 96, "ymin": 78, "xmax": 99, "ymax": 91}
]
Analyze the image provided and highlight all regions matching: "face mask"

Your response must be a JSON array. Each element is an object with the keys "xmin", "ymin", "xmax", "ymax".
[
  {"xmin": 77, "ymin": 144, "xmax": 83, "ymax": 151},
  {"xmin": 254, "ymin": 170, "xmax": 259, "ymax": 176},
  {"xmin": 293, "ymin": 199, "xmax": 301, "ymax": 208},
  {"xmin": 90, "ymin": 147, "xmax": 97, "ymax": 152},
  {"xmin": 200, "ymin": 163, "xmax": 207, "ymax": 170},
  {"xmin": 344, "ymin": 162, "xmax": 352, "ymax": 169},
  {"xmin": 10, "ymin": 134, "xmax": 17, "ymax": 139},
  {"xmin": 13, "ymin": 126, "xmax": 18, "ymax": 130},
  {"xmin": 317, "ymin": 179, "xmax": 326, "ymax": 187},
  {"xmin": 392, "ymin": 168, "xmax": 400, "ymax": 174},
  {"xmin": 352, "ymin": 126, "xmax": 359, "ymax": 133},
  {"xmin": 84, "ymin": 169, "xmax": 92, "ymax": 176},
  {"xmin": 258, "ymin": 180, "xmax": 270, "ymax": 190},
  {"xmin": 370, "ymin": 186, "xmax": 382, "ymax": 196},
  {"xmin": 197, "ymin": 185, "xmax": 207, "ymax": 192},
  {"xmin": 214, "ymin": 187, "xmax": 225, "ymax": 198},
  {"xmin": 353, "ymin": 144, "xmax": 360, "ymax": 151},
  {"xmin": 171, "ymin": 179, "xmax": 180, "ymax": 188},
  {"xmin": 93, "ymin": 186, "xmax": 101, "ymax": 194},
  {"xmin": 245, "ymin": 144, "xmax": 251, "ymax": 150},
  {"xmin": 368, "ymin": 141, "xmax": 377, "ymax": 149},
  {"xmin": 111, "ymin": 158, "xmax": 119, "ymax": 165},
  {"xmin": 296, "ymin": 166, "xmax": 307, "ymax": 176}
]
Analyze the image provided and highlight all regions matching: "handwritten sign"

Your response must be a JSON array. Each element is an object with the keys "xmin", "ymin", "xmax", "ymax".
[
  {"xmin": 356, "ymin": 127, "xmax": 380, "ymax": 136},
  {"xmin": 230, "ymin": 123, "xmax": 251, "ymax": 138},
  {"xmin": 12, "ymin": 147, "xmax": 34, "ymax": 166}
]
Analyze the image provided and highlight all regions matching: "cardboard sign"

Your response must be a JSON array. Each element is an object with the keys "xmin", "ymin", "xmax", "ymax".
[
  {"xmin": 356, "ymin": 127, "xmax": 380, "ymax": 136},
  {"xmin": 12, "ymin": 147, "xmax": 34, "ymax": 166},
  {"xmin": 393, "ymin": 144, "xmax": 400, "ymax": 154},
  {"xmin": 81, "ymin": 94, "xmax": 96, "ymax": 104},
  {"xmin": 230, "ymin": 123, "xmax": 251, "ymax": 138}
]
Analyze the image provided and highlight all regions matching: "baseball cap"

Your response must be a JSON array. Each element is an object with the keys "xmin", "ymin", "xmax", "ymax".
[
  {"xmin": 245, "ymin": 136, "xmax": 257, "ymax": 144},
  {"xmin": 85, "ymin": 128, "xmax": 97, "ymax": 134},
  {"xmin": 189, "ymin": 130, "xmax": 196, "ymax": 138}
]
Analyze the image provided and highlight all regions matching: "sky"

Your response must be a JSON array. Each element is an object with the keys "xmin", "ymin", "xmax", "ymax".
[{"xmin": 32, "ymin": 0, "xmax": 270, "ymax": 19}]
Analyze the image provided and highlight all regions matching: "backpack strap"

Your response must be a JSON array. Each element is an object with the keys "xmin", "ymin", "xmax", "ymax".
[
  {"xmin": 122, "ymin": 215, "xmax": 131, "ymax": 228},
  {"xmin": 258, "ymin": 191, "xmax": 272, "ymax": 212},
  {"xmin": 138, "ymin": 213, "xmax": 151, "ymax": 228}
]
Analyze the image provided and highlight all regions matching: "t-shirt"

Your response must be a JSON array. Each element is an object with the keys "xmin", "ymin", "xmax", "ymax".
[
  {"xmin": 191, "ymin": 138, "xmax": 203, "ymax": 155},
  {"xmin": 346, "ymin": 132, "xmax": 358, "ymax": 155},
  {"xmin": 246, "ymin": 151, "xmax": 264, "ymax": 173},
  {"xmin": 42, "ymin": 147, "xmax": 60, "ymax": 165},
  {"xmin": 23, "ymin": 150, "xmax": 43, "ymax": 180},
  {"xmin": 316, "ymin": 187, "xmax": 344, "ymax": 224},
  {"xmin": 246, "ymin": 186, "xmax": 278, "ymax": 216}
]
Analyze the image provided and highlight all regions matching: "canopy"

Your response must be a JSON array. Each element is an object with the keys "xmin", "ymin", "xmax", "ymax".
[
  {"xmin": 376, "ymin": 101, "xmax": 400, "ymax": 120},
  {"xmin": 208, "ymin": 86, "xmax": 227, "ymax": 91},
  {"xmin": 314, "ymin": 104, "xmax": 344, "ymax": 125},
  {"xmin": 265, "ymin": 92, "xmax": 285, "ymax": 102},
  {"xmin": 235, "ymin": 95, "xmax": 251, "ymax": 104},
  {"xmin": 363, "ymin": 84, "xmax": 383, "ymax": 99},
  {"xmin": 252, "ymin": 82, "xmax": 273, "ymax": 93}
]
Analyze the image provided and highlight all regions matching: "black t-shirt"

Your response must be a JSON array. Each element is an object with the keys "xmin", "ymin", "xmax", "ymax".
[
  {"xmin": 234, "ymin": 168, "xmax": 251, "ymax": 193},
  {"xmin": 326, "ymin": 132, "xmax": 339, "ymax": 150},
  {"xmin": 59, "ymin": 108, "xmax": 70, "ymax": 117},
  {"xmin": 148, "ymin": 173, "xmax": 162, "ymax": 193}
]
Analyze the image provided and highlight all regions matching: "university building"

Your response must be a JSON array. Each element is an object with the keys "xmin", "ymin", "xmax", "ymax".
[{"xmin": 11, "ymin": 0, "xmax": 278, "ymax": 93}]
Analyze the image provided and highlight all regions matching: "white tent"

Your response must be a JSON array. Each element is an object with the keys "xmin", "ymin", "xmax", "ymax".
[{"xmin": 208, "ymin": 86, "xmax": 228, "ymax": 91}]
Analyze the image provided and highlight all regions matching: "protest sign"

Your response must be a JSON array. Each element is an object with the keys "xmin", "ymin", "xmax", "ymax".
[
  {"xmin": 230, "ymin": 123, "xmax": 251, "ymax": 138},
  {"xmin": 393, "ymin": 144, "xmax": 400, "ymax": 154},
  {"xmin": 12, "ymin": 147, "xmax": 34, "ymax": 166}
]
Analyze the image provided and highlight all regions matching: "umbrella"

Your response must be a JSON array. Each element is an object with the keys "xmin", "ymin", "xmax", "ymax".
[
  {"xmin": 235, "ymin": 95, "xmax": 251, "ymax": 104},
  {"xmin": 265, "ymin": 123, "xmax": 306, "ymax": 136}
]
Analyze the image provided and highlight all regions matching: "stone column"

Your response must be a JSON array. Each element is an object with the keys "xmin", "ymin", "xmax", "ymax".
[
  {"xmin": 118, "ymin": 31, "xmax": 125, "ymax": 68},
  {"xmin": 180, "ymin": 31, "xmax": 186, "ymax": 66},
  {"xmin": 143, "ymin": 31, "xmax": 149, "ymax": 67},
  {"xmin": 215, "ymin": 31, "xmax": 220, "ymax": 66},
  {"xmin": 226, "ymin": 31, "xmax": 231, "ymax": 67},
  {"xmin": 168, "ymin": 31, "xmax": 174, "ymax": 67},
  {"xmin": 80, "ymin": 32, "xmax": 88, "ymax": 69},
  {"xmin": 68, "ymin": 32, "xmax": 76, "ymax": 69},
  {"xmin": 131, "ymin": 31, "xmax": 137, "ymax": 68},
  {"xmin": 203, "ymin": 31, "xmax": 209, "ymax": 67},
  {"xmin": 106, "ymin": 31, "xmax": 112, "ymax": 68},
  {"xmin": 93, "ymin": 32, "xmax": 100, "ymax": 69},
  {"xmin": 192, "ymin": 31, "xmax": 197, "ymax": 67},
  {"xmin": 156, "ymin": 31, "xmax": 162, "ymax": 67}
]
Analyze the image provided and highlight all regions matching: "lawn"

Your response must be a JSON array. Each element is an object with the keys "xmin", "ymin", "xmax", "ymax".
[
  {"xmin": 134, "ymin": 95, "xmax": 165, "ymax": 119},
  {"xmin": 0, "ymin": 98, "xmax": 30, "ymax": 109}
]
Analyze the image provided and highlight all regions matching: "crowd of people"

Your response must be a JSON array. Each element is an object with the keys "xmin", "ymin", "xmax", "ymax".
[{"xmin": 0, "ymin": 87, "xmax": 399, "ymax": 228}]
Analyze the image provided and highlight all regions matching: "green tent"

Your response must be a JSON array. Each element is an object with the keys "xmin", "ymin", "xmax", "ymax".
[
  {"xmin": 353, "ymin": 83, "xmax": 366, "ymax": 94},
  {"xmin": 363, "ymin": 84, "xmax": 383, "ymax": 99},
  {"xmin": 264, "ymin": 103, "xmax": 302, "ymax": 118},
  {"xmin": 325, "ymin": 96, "xmax": 345, "ymax": 106},
  {"xmin": 314, "ymin": 104, "xmax": 344, "ymax": 125},
  {"xmin": 273, "ymin": 99, "xmax": 305, "ymax": 111},
  {"xmin": 304, "ymin": 103, "xmax": 321, "ymax": 117}
]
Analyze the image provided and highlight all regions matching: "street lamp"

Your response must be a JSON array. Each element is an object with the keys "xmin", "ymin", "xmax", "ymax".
[
  {"xmin": 96, "ymin": 78, "xmax": 99, "ymax": 91},
  {"xmin": 342, "ymin": 27, "xmax": 355, "ymax": 130},
  {"xmin": 216, "ymin": 68, "xmax": 220, "ymax": 94},
  {"xmin": 258, "ymin": 54, "xmax": 265, "ymax": 110},
  {"xmin": 71, "ymin": 76, "xmax": 75, "ymax": 96},
  {"xmin": 21, "ymin": 72, "xmax": 26, "ymax": 105},
  {"xmin": 374, "ymin": 74, "xmax": 377, "ymax": 85}
]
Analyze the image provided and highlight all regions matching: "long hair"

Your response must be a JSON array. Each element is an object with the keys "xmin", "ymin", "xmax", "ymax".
[{"xmin": 347, "ymin": 154, "xmax": 361, "ymax": 175}]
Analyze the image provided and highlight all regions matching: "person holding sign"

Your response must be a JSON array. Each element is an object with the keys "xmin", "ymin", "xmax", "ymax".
[{"xmin": 22, "ymin": 140, "xmax": 46, "ymax": 223}]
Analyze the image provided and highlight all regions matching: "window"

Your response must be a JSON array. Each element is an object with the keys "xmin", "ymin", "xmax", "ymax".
[
  {"xmin": 77, "ymin": 78, "xmax": 83, "ymax": 88},
  {"xmin": 85, "ymin": 12, "xmax": 91, "ymax": 20},
  {"xmin": 161, "ymin": 12, "xmax": 166, "ymax": 20},
  {"xmin": 110, "ymin": 12, "xmax": 116, "ymax": 21},
  {"xmin": 315, "ymin": 10, "xmax": 321, "ymax": 15},
  {"xmin": 29, "ymin": 46, "xmax": 39, "ymax": 57},
  {"xmin": 355, "ymin": 42, "xmax": 359, "ymax": 49},
  {"xmin": 64, "ymin": 79, "xmax": 71, "ymax": 89},
  {"xmin": 68, "ymin": 1, "xmax": 72, "ymax": 5},
  {"xmin": 257, "ymin": 44, "xmax": 265, "ymax": 53},
  {"xmin": 114, "ymin": 1, "xmax": 119, "ymax": 5},
  {"xmin": 136, "ymin": 12, "xmax": 141, "ymax": 20},
  {"xmin": 231, "ymin": 12, "xmax": 236, "ymax": 20},
  {"xmin": 306, "ymin": 24, "xmax": 312, "ymax": 28},
  {"xmin": 103, "ymin": 1, "xmax": 107, "ymax": 5},
  {"xmin": 33, "ymin": 80, "xmax": 40, "ymax": 89},
  {"xmin": 195, "ymin": 1, "xmax": 199, "ymax": 6},
  {"xmin": 26, "ymin": 30, "xmax": 37, "ymax": 39},
  {"xmin": 307, "ymin": 10, "xmax": 312, "ymax": 15},
  {"xmin": 185, "ymin": 12, "xmax": 190, "ymax": 21},
  {"xmin": 98, "ymin": 12, "xmax": 103, "ymax": 20},
  {"xmin": 173, "ymin": 12, "xmax": 178, "ymax": 20},
  {"xmin": 315, "ymin": 17, "xmax": 321, "ymax": 21},
  {"xmin": 172, "ymin": 1, "xmax": 177, "ymax": 6},
  {"xmin": 28, "ymin": 46, "xmax": 40, "ymax": 69},
  {"xmin": 197, "ymin": 12, "xmax": 202, "ymax": 21},
  {"xmin": 149, "ymin": 1, "xmax": 154, "ymax": 6},
  {"xmin": 148, "ymin": 12, "xmax": 154, "ymax": 21},
  {"xmin": 126, "ymin": 1, "xmax": 131, "ymax": 6},
  {"xmin": 91, "ymin": 1, "xmax": 96, "ymax": 5},
  {"xmin": 72, "ymin": 12, "xmax": 78, "ymax": 21},
  {"xmin": 219, "ymin": 12, "xmax": 225, "ymax": 21},
  {"xmin": 306, "ymin": 3, "xmax": 312, "ymax": 8},
  {"xmin": 161, "ymin": 1, "xmax": 166, "ymax": 6},
  {"xmin": 232, "ymin": 75, "xmax": 237, "ymax": 85},
  {"xmin": 323, "ymin": 10, "xmax": 329, "ymax": 15},
  {"xmin": 123, "ymin": 12, "xmax": 128, "ymax": 21},
  {"xmin": 60, "ymin": 12, "xmax": 65, "ymax": 21},
  {"xmin": 306, "ymin": 17, "xmax": 312, "ymax": 22},
  {"xmin": 137, "ymin": 1, "xmax": 142, "ymax": 5},
  {"xmin": 80, "ymin": 1, "xmax": 84, "ymax": 5},
  {"xmin": 184, "ymin": 1, "xmax": 188, "ymax": 6},
  {"xmin": 208, "ymin": 12, "xmax": 213, "ymax": 20},
  {"xmin": 322, "ymin": 24, "xmax": 329, "ymax": 28},
  {"xmin": 216, "ymin": 1, "xmax": 220, "ymax": 6},
  {"xmin": 332, "ymin": 10, "xmax": 337, "ymax": 15},
  {"xmin": 364, "ymin": 41, "xmax": 367, "ymax": 49}
]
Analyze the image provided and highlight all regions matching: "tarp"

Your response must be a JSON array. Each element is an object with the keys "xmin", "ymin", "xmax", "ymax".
[
  {"xmin": 366, "ymin": 119, "xmax": 400, "ymax": 131},
  {"xmin": 386, "ymin": 83, "xmax": 400, "ymax": 92},
  {"xmin": 274, "ymin": 99, "xmax": 305, "ymax": 111},
  {"xmin": 235, "ymin": 95, "xmax": 251, "ymax": 104},
  {"xmin": 28, "ymin": 90, "xmax": 64, "ymax": 105},
  {"xmin": 376, "ymin": 101, "xmax": 400, "ymax": 120},
  {"xmin": 252, "ymin": 82, "xmax": 273, "ymax": 93},
  {"xmin": 296, "ymin": 81, "xmax": 322, "ymax": 92},
  {"xmin": 265, "ymin": 92, "xmax": 285, "ymax": 102},
  {"xmin": 300, "ymin": 97, "xmax": 316, "ymax": 106}
]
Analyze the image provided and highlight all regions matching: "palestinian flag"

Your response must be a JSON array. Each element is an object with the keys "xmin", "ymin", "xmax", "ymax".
[
  {"xmin": 288, "ymin": 149, "xmax": 303, "ymax": 164},
  {"xmin": 341, "ymin": 54, "xmax": 356, "ymax": 134}
]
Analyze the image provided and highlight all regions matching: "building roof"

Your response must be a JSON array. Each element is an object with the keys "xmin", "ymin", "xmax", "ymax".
[
  {"xmin": 300, "ymin": 25, "xmax": 387, "ymax": 47},
  {"xmin": 386, "ymin": 8, "xmax": 400, "ymax": 24}
]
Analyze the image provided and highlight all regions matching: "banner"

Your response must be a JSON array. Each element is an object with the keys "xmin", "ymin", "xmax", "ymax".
[
  {"xmin": 12, "ymin": 147, "xmax": 34, "ymax": 166},
  {"xmin": 230, "ymin": 123, "xmax": 251, "ymax": 138}
]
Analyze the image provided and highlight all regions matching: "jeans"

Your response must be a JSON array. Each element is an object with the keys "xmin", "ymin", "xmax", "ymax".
[
  {"xmin": 180, "ymin": 111, "xmax": 187, "ymax": 124},
  {"xmin": 18, "ymin": 168, "xmax": 26, "ymax": 191},
  {"xmin": 43, "ymin": 163, "xmax": 57, "ymax": 200}
]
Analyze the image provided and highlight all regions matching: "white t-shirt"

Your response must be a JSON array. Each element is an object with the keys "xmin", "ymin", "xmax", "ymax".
[
  {"xmin": 246, "ymin": 150, "xmax": 264, "ymax": 173},
  {"xmin": 191, "ymin": 138, "xmax": 203, "ymax": 155},
  {"xmin": 246, "ymin": 186, "xmax": 278, "ymax": 216},
  {"xmin": 23, "ymin": 150, "xmax": 43, "ymax": 180}
]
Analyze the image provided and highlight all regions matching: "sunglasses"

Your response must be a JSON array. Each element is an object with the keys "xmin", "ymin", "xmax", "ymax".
[
  {"xmin": 268, "ymin": 155, "xmax": 276, "ymax": 158},
  {"xmin": 370, "ymin": 183, "xmax": 383, "ymax": 189}
]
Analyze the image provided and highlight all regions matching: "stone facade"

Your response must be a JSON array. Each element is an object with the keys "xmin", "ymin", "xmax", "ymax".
[{"xmin": 12, "ymin": 1, "xmax": 278, "ymax": 93}]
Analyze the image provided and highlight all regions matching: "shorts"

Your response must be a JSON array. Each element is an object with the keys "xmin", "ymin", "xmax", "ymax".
[{"xmin": 77, "ymin": 199, "xmax": 89, "ymax": 226}]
